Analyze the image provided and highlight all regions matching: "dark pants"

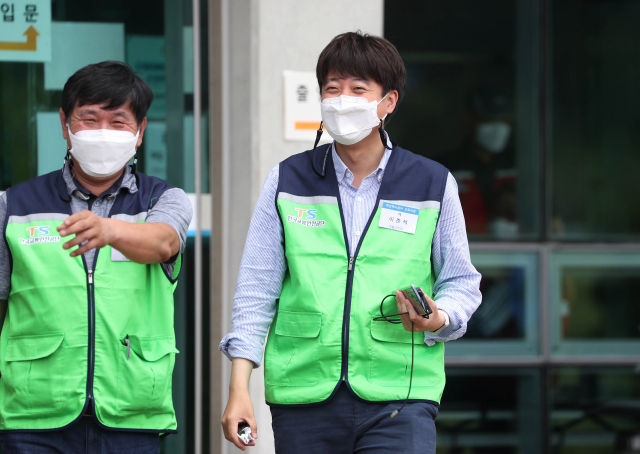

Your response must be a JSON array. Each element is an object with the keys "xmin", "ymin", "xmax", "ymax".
[
  {"xmin": 270, "ymin": 383, "xmax": 438, "ymax": 454},
  {"xmin": 0, "ymin": 417, "xmax": 160, "ymax": 454}
]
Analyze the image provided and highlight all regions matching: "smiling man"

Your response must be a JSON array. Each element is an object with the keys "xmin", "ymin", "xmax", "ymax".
[
  {"xmin": 220, "ymin": 32, "xmax": 482, "ymax": 453},
  {"xmin": 0, "ymin": 61, "xmax": 192, "ymax": 453}
]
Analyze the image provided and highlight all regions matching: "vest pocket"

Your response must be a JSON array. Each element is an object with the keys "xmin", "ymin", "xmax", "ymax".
[
  {"xmin": 116, "ymin": 335, "xmax": 178, "ymax": 413},
  {"xmin": 3, "ymin": 333, "xmax": 65, "ymax": 412},
  {"xmin": 369, "ymin": 321, "xmax": 442, "ymax": 387},
  {"xmin": 265, "ymin": 311, "xmax": 322, "ymax": 387}
]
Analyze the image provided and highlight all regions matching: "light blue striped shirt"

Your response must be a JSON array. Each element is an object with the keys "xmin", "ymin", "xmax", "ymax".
[{"xmin": 220, "ymin": 141, "xmax": 482, "ymax": 366}]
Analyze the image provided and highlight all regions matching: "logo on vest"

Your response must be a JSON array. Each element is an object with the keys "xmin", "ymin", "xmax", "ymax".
[
  {"xmin": 287, "ymin": 208, "xmax": 325, "ymax": 227},
  {"xmin": 20, "ymin": 225, "xmax": 61, "ymax": 245}
]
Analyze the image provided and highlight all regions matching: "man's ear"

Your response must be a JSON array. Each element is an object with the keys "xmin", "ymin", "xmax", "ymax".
[
  {"xmin": 136, "ymin": 117, "xmax": 148, "ymax": 148},
  {"xmin": 385, "ymin": 90, "xmax": 399, "ymax": 115},
  {"xmin": 59, "ymin": 108, "xmax": 69, "ymax": 140}
]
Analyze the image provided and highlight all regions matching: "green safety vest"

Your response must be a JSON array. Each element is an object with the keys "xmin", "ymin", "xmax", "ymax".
[
  {"xmin": 0, "ymin": 170, "xmax": 181, "ymax": 432},
  {"xmin": 264, "ymin": 144, "xmax": 449, "ymax": 406}
]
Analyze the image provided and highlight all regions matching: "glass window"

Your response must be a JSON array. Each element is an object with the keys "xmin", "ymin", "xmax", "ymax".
[
  {"xmin": 445, "ymin": 251, "xmax": 539, "ymax": 356},
  {"xmin": 0, "ymin": 0, "xmax": 208, "ymax": 193},
  {"xmin": 550, "ymin": 251, "xmax": 640, "ymax": 356},
  {"xmin": 438, "ymin": 368, "xmax": 545, "ymax": 453},
  {"xmin": 550, "ymin": 1, "xmax": 640, "ymax": 240},
  {"xmin": 550, "ymin": 367, "xmax": 640, "ymax": 453},
  {"xmin": 384, "ymin": 0, "xmax": 541, "ymax": 241}
]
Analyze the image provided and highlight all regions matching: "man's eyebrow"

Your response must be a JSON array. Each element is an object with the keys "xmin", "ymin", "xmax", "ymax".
[
  {"xmin": 110, "ymin": 110, "xmax": 132, "ymax": 119},
  {"xmin": 325, "ymin": 76, "xmax": 370, "ymax": 83},
  {"xmin": 77, "ymin": 108, "xmax": 99, "ymax": 116}
]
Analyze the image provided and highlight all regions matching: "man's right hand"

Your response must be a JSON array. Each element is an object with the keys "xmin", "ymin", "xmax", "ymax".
[{"xmin": 222, "ymin": 358, "xmax": 258, "ymax": 451}]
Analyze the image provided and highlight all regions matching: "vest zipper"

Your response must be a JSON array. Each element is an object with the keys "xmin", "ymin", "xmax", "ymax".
[
  {"xmin": 82, "ymin": 254, "xmax": 97, "ymax": 413},
  {"xmin": 83, "ymin": 196, "xmax": 106, "ymax": 415},
  {"xmin": 125, "ymin": 334, "xmax": 130, "ymax": 360},
  {"xmin": 338, "ymin": 197, "xmax": 384, "ymax": 384},
  {"xmin": 340, "ymin": 255, "xmax": 355, "ymax": 381},
  {"xmin": 88, "ymin": 264, "xmax": 97, "ymax": 406}
]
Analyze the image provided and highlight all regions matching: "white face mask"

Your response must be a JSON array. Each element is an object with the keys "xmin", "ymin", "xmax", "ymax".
[
  {"xmin": 320, "ymin": 93, "xmax": 388, "ymax": 145},
  {"xmin": 68, "ymin": 126, "xmax": 139, "ymax": 177},
  {"xmin": 475, "ymin": 121, "xmax": 512, "ymax": 153}
]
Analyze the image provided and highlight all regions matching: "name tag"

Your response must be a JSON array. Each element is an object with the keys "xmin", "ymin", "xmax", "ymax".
[
  {"xmin": 378, "ymin": 202, "xmax": 419, "ymax": 234},
  {"xmin": 111, "ymin": 248, "xmax": 131, "ymax": 262}
]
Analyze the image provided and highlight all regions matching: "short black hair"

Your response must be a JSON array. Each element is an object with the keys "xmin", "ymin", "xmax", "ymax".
[
  {"xmin": 61, "ymin": 61, "xmax": 154, "ymax": 126},
  {"xmin": 316, "ymin": 31, "xmax": 406, "ymax": 119}
]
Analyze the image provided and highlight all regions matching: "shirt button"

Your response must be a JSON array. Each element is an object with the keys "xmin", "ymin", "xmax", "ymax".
[
  {"xmin": 346, "ymin": 172, "xmax": 351, "ymax": 178},
  {"xmin": 94, "ymin": 201, "xmax": 100, "ymax": 206},
  {"xmin": 356, "ymin": 230, "xmax": 361, "ymax": 236},
  {"xmin": 357, "ymin": 197, "xmax": 362, "ymax": 202}
]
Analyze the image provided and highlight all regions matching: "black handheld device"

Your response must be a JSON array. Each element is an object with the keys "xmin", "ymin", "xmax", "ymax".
[{"xmin": 409, "ymin": 284, "xmax": 432, "ymax": 317}]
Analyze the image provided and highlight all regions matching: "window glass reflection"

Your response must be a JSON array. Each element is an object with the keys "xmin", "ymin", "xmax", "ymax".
[
  {"xmin": 438, "ymin": 368, "xmax": 544, "ymax": 453},
  {"xmin": 550, "ymin": 253, "xmax": 640, "ymax": 354},
  {"xmin": 561, "ymin": 267, "xmax": 640, "ymax": 341},
  {"xmin": 385, "ymin": 0, "xmax": 540, "ymax": 240},
  {"xmin": 550, "ymin": 252, "xmax": 640, "ymax": 357},
  {"xmin": 439, "ymin": 86, "xmax": 517, "ymax": 239},
  {"xmin": 467, "ymin": 263, "xmax": 524, "ymax": 340},
  {"xmin": 446, "ymin": 251, "xmax": 538, "ymax": 357},
  {"xmin": 551, "ymin": 1, "xmax": 640, "ymax": 240},
  {"xmin": 551, "ymin": 367, "xmax": 640, "ymax": 453}
]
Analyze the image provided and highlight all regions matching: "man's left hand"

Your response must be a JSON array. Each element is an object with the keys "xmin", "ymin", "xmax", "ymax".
[
  {"xmin": 58, "ymin": 210, "xmax": 114, "ymax": 257},
  {"xmin": 395, "ymin": 289, "xmax": 446, "ymax": 332}
]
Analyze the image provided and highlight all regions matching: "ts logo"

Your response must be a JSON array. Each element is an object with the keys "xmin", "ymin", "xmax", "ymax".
[
  {"xmin": 26, "ymin": 225, "xmax": 50, "ymax": 237},
  {"xmin": 295, "ymin": 208, "xmax": 317, "ymax": 220}
]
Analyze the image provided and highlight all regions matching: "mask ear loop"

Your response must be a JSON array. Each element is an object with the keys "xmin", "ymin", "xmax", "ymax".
[
  {"xmin": 311, "ymin": 121, "xmax": 330, "ymax": 177},
  {"xmin": 131, "ymin": 128, "xmax": 141, "ymax": 174},
  {"xmin": 379, "ymin": 118, "xmax": 392, "ymax": 150},
  {"xmin": 63, "ymin": 150, "xmax": 71, "ymax": 172},
  {"xmin": 313, "ymin": 121, "xmax": 323, "ymax": 151},
  {"xmin": 59, "ymin": 149, "xmax": 72, "ymax": 203}
]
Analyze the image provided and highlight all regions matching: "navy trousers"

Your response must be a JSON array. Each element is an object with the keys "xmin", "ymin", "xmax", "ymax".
[
  {"xmin": 0, "ymin": 417, "xmax": 160, "ymax": 454},
  {"xmin": 270, "ymin": 383, "xmax": 438, "ymax": 454}
]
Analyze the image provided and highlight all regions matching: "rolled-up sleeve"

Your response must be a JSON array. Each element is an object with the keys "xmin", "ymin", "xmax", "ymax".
[
  {"xmin": 145, "ymin": 187, "xmax": 193, "ymax": 256},
  {"xmin": 424, "ymin": 172, "xmax": 482, "ymax": 345},
  {"xmin": 219, "ymin": 166, "xmax": 286, "ymax": 367}
]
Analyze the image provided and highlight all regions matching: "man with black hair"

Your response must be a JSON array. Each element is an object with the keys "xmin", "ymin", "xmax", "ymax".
[
  {"xmin": 0, "ymin": 61, "xmax": 192, "ymax": 453},
  {"xmin": 220, "ymin": 32, "xmax": 481, "ymax": 453}
]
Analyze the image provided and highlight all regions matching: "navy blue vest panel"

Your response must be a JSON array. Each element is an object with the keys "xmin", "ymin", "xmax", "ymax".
[
  {"xmin": 109, "ymin": 172, "xmax": 175, "ymax": 216},
  {"xmin": 278, "ymin": 143, "xmax": 449, "ymax": 204},
  {"xmin": 5, "ymin": 169, "xmax": 174, "ymax": 219},
  {"xmin": 277, "ymin": 144, "xmax": 339, "ymax": 198}
]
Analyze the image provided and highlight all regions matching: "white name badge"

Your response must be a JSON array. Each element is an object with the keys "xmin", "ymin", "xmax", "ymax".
[
  {"xmin": 111, "ymin": 248, "xmax": 131, "ymax": 262},
  {"xmin": 378, "ymin": 202, "xmax": 419, "ymax": 234}
]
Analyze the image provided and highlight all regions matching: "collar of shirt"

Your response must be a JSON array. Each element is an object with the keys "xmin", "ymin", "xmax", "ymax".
[
  {"xmin": 63, "ymin": 161, "xmax": 138, "ymax": 201},
  {"xmin": 332, "ymin": 132, "xmax": 393, "ymax": 186}
]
